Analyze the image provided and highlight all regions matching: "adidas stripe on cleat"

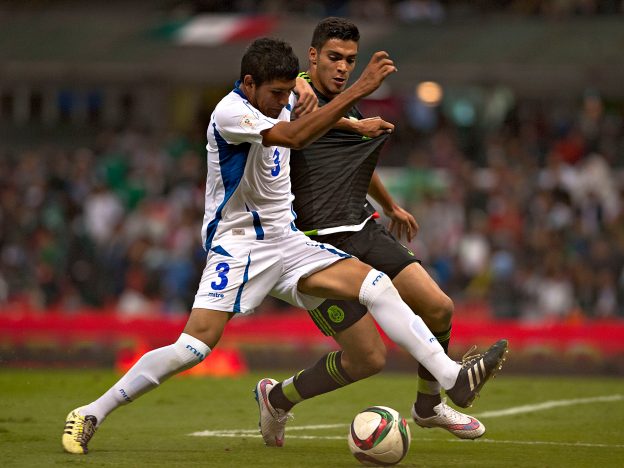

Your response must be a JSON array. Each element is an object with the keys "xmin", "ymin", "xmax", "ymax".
[
  {"xmin": 62, "ymin": 407, "xmax": 97, "ymax": 454},
  {"xmin": 446, "ymin": 339, "xmax": 508, "ymax": 408}
]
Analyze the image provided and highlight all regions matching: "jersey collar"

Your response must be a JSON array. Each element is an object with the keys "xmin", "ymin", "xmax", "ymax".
[{"xmin": 233, "ymin": 80, "xmax": 249, "ymax": 100}]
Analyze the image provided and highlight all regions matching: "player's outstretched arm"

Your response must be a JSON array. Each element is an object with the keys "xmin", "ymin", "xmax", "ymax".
[{"xmin": 262, "ymin": 51, "xmax": 397, "ymax": 149}]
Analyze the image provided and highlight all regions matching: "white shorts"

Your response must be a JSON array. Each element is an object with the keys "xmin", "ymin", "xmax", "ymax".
[{"xmin": 192, "ymin": 229, "xmax": 351, "ymax": 314}]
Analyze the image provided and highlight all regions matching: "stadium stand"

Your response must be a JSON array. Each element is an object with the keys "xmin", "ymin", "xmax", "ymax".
[{"xmin": 0, "ymin": 2, "xmax": 623, "ymax": 371}]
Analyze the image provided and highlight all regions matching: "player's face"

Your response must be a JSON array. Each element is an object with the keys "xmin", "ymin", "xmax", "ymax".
[
  {"xmin": 247, "ymin": 78, "xmax": 296, "ymax": 118},
  {"xmin": 310, "ymin": 39, "xmax": 358, "ymax": 98}
]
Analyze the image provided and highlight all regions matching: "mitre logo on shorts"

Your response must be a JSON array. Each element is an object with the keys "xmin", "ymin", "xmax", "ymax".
[
  {"xmin": 239, "ymin": 114, "xmax": 257, "ymax": 130},
  {"xmin": 327, "ymin": 305, "xmax": 345, "ymax": 323}
]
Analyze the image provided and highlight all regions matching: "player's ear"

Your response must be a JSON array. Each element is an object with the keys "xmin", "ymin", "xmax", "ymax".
[
  {"xmin": 243, "ymin": 75, "xmax": 255, "ymax": 88},
  {"xmin": 309, "ymin": 47, "xmax": 317, "ymax": 66}
]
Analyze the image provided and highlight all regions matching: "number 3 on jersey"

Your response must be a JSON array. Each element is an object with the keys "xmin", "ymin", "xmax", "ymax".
[
  {"xmin": 211, "ymin": 262, "xmax": 230, "ymax": 290},
  {"xmin": 271, "ymin": 148, "xmax": 281, "ymax": 176}
]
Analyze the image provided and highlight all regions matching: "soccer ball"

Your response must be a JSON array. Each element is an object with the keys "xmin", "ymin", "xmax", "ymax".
[{"xmin": 347, "ymin": 406, "xmax": 411, "ymax": 466}]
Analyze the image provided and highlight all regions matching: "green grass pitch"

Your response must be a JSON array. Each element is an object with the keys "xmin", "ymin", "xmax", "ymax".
[{"xmin": 1, "ymin": 369, "xmax": 623, "ymax": 467}]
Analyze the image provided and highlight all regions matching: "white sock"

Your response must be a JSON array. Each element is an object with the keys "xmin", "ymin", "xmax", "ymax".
[
  {"xmin": 359, "ymin": 270, "xmax": 460, "ymax": 389},
  {"xmin": 81, "ymin": 333, "xmax": 210, "ymax": 425}
]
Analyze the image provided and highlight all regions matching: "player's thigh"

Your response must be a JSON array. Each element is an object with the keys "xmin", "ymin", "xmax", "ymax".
[
  {"xmin": 297, "ymin": 257, "xmax": 371, "ymax": 300},
  {"xmin": 392, "ymin": 262, "xmax": 453, "ymax": 327},
  {"xmin": 352, "ymin": 221, "xmax": 420, "ymax": 279},
  {"xmin": 272, "ymin": 231, "xmax": 358, "ymax": 309},
  {"xmin": 348, "ymin": 223, "xmax": 453, "ymax": 327}
]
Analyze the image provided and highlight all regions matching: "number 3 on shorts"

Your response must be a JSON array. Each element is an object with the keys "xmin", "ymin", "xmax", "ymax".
[{"xmin": 211, "ymin": 262, "xmax": 230, "ymax": 290}]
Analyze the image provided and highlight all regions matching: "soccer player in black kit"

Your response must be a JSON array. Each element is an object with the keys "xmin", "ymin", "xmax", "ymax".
[{"xmin": 256, "ymin": 17, "xmax": 503, "ymax": 443}]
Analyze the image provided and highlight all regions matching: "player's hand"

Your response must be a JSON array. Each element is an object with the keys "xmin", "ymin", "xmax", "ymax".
[
  {"xmin": 386, "ymin": 204, "xmax": 419, "ymax": 242},
  {"xmin": 353, "ymin": 51, "xmax": 397, "ymax": 97},
  {"xmin": 293, "ymin": 76, "xmax": 318, "ymax": 118},
  {"xmin": 355, "ymin": 117, "xmax": 394, "ymax": 138}
]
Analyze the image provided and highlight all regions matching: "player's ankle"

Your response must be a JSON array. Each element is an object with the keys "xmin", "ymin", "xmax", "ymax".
[
  {"xmin": 414, "ymin": 392, "xmax": 442, "ymax": 418},
  {"xmin": 268, "ymin": 383, "xmax": 295, "ymax": 412}
]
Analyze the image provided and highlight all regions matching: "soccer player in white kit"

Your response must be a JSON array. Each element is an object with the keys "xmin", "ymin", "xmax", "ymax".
[{"xmin": 62, "ymin": 38, "xmax": 507, "ymax": 454}]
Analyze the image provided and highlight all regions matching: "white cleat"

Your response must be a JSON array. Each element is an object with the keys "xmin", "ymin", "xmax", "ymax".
[
  {"xmin": 412, "ymin": 399, "xmax": 485, "ymax": 440},
  {"xmin": 253, "ymin": 378, "xmax": 293, "ymax": 447}
]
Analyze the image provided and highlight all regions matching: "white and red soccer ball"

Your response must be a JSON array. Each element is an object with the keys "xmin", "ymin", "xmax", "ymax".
[{"xmin": 347, "ymin": 406, "xmax": 411, "ymax": 466}]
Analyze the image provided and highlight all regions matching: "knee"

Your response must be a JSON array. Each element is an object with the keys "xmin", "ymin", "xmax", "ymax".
[
  {"xmin": 424, "ymin": 295, "xmax": 454, "ymax": 331},
  {"xmin": 183, "ymin": 309, "xmax": 229, "ymax": 348},
  {"xmin": 346, "ymin": 345, "xmax": 387, "ymax": 380},
  {"xmin": 363, "ymin": 346, "xmax": 387, "ymax": 376}
]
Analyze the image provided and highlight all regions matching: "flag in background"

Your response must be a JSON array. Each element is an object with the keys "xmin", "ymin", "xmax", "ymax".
[{"xmin": 152, "ymin": 14, "xmax": 278, "ymax": 46}]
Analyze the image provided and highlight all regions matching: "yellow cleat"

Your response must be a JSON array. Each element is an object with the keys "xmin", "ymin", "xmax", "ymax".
[{"xmin": 62, "ymin": 407, "xmax": 97, "ymax": 454}]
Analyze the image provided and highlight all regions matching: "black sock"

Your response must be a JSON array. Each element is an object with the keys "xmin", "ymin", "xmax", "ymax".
[{"xmin": 269, "ymin": 351, "xmax": 354, "ymax": 411}]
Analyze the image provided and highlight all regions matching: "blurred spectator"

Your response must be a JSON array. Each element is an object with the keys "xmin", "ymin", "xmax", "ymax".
[
  {"xmin": 83, "ymin": 183, "xmax": 124, "ymax": 245},
  {"xmin": 1, "ymin": 83, "xmax": 623, "ymax": 320},
  {"xmin": 179, "ymin": 0, "xmax": 622, "ymax": 19}
]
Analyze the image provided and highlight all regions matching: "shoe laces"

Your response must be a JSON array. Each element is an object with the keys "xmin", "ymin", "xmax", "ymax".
[
  {"xmin": 74, "ymin": 416, "xmax": 96, "ymax": 444},
  {"xmin": 436, "ymin": 399, "xmax": 466, "ymax": 423},
  {"xmin": 275, "ymin": 409, "xmax": 294, "ymax": 424},
  {"xmin": 460, "ymin": 345, "xmax": 483, "ymax": 368}
]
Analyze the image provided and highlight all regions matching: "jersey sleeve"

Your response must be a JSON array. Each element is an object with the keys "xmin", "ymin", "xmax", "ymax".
[{"xmin": 214, "ymin": 100, "xmax": 280, "ymax": 146}]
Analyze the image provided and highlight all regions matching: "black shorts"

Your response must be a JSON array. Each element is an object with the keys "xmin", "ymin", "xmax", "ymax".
[{"xmin": 307, "ymin": 220, "xmax": 421, "ymax": 336}]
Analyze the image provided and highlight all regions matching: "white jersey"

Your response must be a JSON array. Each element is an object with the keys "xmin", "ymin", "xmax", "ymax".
[
  {"xmin": 193, "ymin": 82, "xmax": 353, "ymax": 314},
  {"xmin": 201, "ymin": 83, "xmax": 297, "ymax": 251}
]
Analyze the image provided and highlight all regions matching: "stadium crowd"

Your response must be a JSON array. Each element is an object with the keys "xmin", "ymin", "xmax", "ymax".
[
  {"xmin": 185, "ymin": 0, "xmax": 624, "ymax": 20},
  {"xmin": 0, "ymin": 92, "xmax": 622, "ymax": 320}
]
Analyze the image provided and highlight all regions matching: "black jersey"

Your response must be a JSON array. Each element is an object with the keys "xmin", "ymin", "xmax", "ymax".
[{"xmin": 291, "ymin": 73, "xmax": 390, "ymax": 232}]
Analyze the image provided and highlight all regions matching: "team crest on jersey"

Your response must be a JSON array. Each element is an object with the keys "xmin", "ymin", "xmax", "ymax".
[{"xmin": 239, "ymin": 114, "xmax": 257, "ymax": 130}]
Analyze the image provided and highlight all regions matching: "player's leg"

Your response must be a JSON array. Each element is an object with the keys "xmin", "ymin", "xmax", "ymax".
[
  {"xmin": 298, "ymin": 257, "xmax": 465, "ymax": 388},
  {"xmin": 268, "ymin": 304, "xmax": 385, "ymax": 413},
  {"xmin": 392, "ymin": 262, "xmax": 486, "ymax": 438},
  {"xmin": 332, "ymin": 311, "xmax": 387, "ymax": 380},
  {"xmin": 63, "ymin": 238, "xmax": 275, "ymax": 454},
  {"xmin": 62, "ymin": 308, "xmax": 229, "ymax": 454},
  {"xmin": 256, "ymin": 235, "xmax": 387, "ymax": 447},
  {"xmin": 258, "ymin": 233, "xmax": 507, "ymax": 446},
  {"xmin": 392, "ymin": 263, "xmax": 452, "ymax": 411},
  {"xmin": 260, "ymin": 299, "xmax": 387, "ymax": 447},
  {"xmin": 311, "ymin": 223, "xmax": 454, "ymax": 396},
  {"xmin": 341, "ymin": 222, "xmax": 453, "ymax": 411},
  {"xmin": 341, "ymin": 222, "xmax": 486, "ymax": 437},
  {"xmin": 298, "ymin": 257, "xmax": 508, "ymax": 407}
]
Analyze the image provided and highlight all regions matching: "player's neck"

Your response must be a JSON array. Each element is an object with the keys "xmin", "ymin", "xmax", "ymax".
[
  {"xmin": 238, "ymin": 82, "xmax": 257, "ymax": 108},
  {"xmin": 308, "ymin": 70, "xmax": 337, "ymax": 101}
]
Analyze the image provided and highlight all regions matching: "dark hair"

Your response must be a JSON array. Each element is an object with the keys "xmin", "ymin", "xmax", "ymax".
[
  {"xmin": 311, "ymin": 17, "xmax": 360, "ymax": 51},
  {"xmin": 240, "ymin": 37, "xmax": 299, "ymax": 86}
]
